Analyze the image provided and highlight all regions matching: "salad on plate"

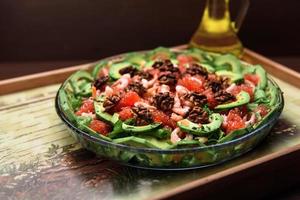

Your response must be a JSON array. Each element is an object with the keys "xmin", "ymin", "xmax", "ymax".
[{"xmin": 56, "ymin": 47, "xmax": 283, "ymax": 169}]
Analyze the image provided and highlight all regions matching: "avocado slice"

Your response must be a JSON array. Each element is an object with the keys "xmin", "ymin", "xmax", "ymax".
[
  {"xmin": 113, "ymin": 136, "xmax": 172, "ymax": 149},
  {"xmin": 94, "ymin": 101, "xmax": 113, "ymax": 123},
  {"xmin": 200, "ymin": 63, "xmax": 215, "ymax": 73},
  {"xmin": 111, "ymin": 113, "xmax": 120, "ymax": 124},
  {"xmin": 122, "ymin": 122, "xmax": 161, "ymax": 133},
  {"xmin": 215, "ymin": 91, "xmax": 250, "ymax": 110},
  {"xmin": 109, "ymin": 62, "xmax": 138, "ymax": 80},
  {"xmin": 186, "ymin": 48, "xmax": 218, "ymax": 63},
  {"xmin": 92, "ymin": 60, "xmax": 108, "ymax": 79},
  {"xmin": 254, "ymin": 65, "xmax": 267, "ymax": 89},
  {"xmin": 147, "ymin": 47, "xmax": 175, "ymax": 60},
  {"xmin": 215, "ymin": 70, "xmax": 244, "ymax": 83},
  {"xmin": 242, "ymin": 65, "xmax": 256, "ymax": 75},
  {"xmin": 177, "ymin": 113, "xmax": 223, "ymax": 136},
  {"xmin": 142, "ymin": 128, "xmax": 171, "ymax": 139},
  {"xmin": 214, "ymin": 54, "xmax": 242, "ymax": 74},
  {"xmin": 124, "ymin": 52, "xmax": 146, "ymax": 66},
  {"xmin": 184, "ymin": 48, "xmax": 205, "ymax": 62},
  {"xmin": 170, "ymin": 140, "xmax": 203, "ymax": 149}
]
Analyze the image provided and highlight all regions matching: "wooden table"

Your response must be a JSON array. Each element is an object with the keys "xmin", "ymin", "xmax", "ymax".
[{"xmin": 1, "ymin": 48, "xmax": 300, "ymax": 200}]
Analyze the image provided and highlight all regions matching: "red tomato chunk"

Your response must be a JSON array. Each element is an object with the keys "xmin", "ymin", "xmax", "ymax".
[
  {"xmin": 178, "ymin": 76, "xmax": 204, "ymax": 93},
  {"xmin": 89, "ymin": 119, "xmax": 111, "ymax": 136},
  {"xmin": 76, "ymin": 99, "xmax": 94, "ymax": 116},
  {"xmin": 244, "ymin": 74, "xmax": 260, "ymax": 85},
  {"xmin": 118, "ymin": 107, "xmax": 134, "ymax": 121},
  {"xmin": 152, "ymin": 110, "xmax": 176, "ymax": 129},
  {"xmin": 224, "ymin": 109, "xmax": 245, "ymax": 134},
  {"xmin": 114, "ymin": 91, "xmax": 140, "ymax": 111}
]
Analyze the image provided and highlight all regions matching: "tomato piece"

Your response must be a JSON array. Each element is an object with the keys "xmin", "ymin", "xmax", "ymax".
[
  {"xmin": 230, "ymin": 84, "xmax": 254, "ymax": 100},
  {"xmin": 177, "ymin": 55, "xmax": 195, "ymax": 65},
  {"xmin": 114, "ymin": 91, "xmax": 140, "ymax": 111},
  {"xmin": 225, "ymin": 109, "xmax": 245, "ymax": 134},
  {"xmin": 75, "ymin": 99, "xmax": 94, "ymax": 116},
  {"xmin": 244, "ymin": 74, "xmax": 260, "ymax": 85},
  {"xmin": 178, "ymin": 64, "xmax": 186, "ymax": 73},
  {"xmin": 89, "ymin": 119, "xmax": 111, "ymax": 136},
  {"xmin": 178, "ymin": 76, "xmax": 204, "ymax": 93},
  {"xmin": 256, "ymin": 104, "xmax": 269, "ymax": 117},
  {"xmin": 118, "ymin": 107, "xmax": 134, "ymax": 121},
  {"xmin": 203, "ymin": 89, "xmax": 218, "ymax": 108},
  {"xmin": 152, "ymin": 110, "xmax": 176, "ymax": 129}
]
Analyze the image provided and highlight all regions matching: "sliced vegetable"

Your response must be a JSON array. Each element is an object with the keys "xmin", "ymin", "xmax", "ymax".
[
  {"xmin": 214, "ymin": 54, "xmax": 242, "ymax": 73},
  {"xmin": 109, "ymin": 62, "xmax": 137, "ymax": 80},
  {"xmin": 215, "ymin": 91, "xmax": 250, "ymax": 110},
  {"xmin": 122, "ymin": 122, "xmax": 161, "ymax": 133},
  {"xmin": 215, "ymin": 70, "xmax": 244, "ymax": 83},
  {"xmin": 177, "ymin": 114, "xmax": 223, "ymax": 135}
]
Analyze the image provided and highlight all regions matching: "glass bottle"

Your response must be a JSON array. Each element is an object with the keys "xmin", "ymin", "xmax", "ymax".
[{"xmin": 190, "ymin": 0, "xmax": 249, "ymax": 56}]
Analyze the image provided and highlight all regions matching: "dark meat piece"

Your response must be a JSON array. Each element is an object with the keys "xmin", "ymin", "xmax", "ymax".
[
  {"xmin": 185, "ymin": 92, "xmax": 208, "ymax": 107},
  {"xmin": 158, "ymin": 73, "xmax": 177, "ymax": 86},
  {"xmin": 119, "ymin": 66, "xmax": 138, "ymax": 77},
  {"xmin": 206, "ymin": 76, "xmax": 230, "ymax": 92},
  {"xmin": 103, "ymin": 94, "xmax": 121, "ymax": 112},
  {"xmin": 214, "ymin": 90, "xmax": 235, "ymax": 104},
  {"xmin": 152, "ymin": 59, "xmax": 179, "ymax": 73},
  {"xmin": 186, "ymin": 63, "xmax": 208, "ymax": 77},
  {"xmin": 152, "ymin": 60, "xmax": 164, "ymax": 69},
  {"xmin": 207, "ymin": 81, "xmax": 223, "ymax": 93},
  {"xmin": 126, "ymin": 82, "xmax": 146, "ymax": 96},
  {"xmin": 132, "ymin": 105, "xmax": 153, "ymax": 126},
  {"xmin": 136, "ymin": 71, "xmax": 153, "ymax": 80},
  {"xmin": 186, "ymin": 107, "xmax": 209, "ymax": 124},
  {"xmin": 93, "ymin": 76, "xmax": 109, "ymax": 90},
  {"xmin": 152, "ymin": 92, "xmax": 175, "ymax": 112}
]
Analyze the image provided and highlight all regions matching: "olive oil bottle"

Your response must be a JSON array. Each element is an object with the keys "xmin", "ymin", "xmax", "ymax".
[{"xmin": 190, "ymin": 0, "xmax": 249, "ymax": 56}]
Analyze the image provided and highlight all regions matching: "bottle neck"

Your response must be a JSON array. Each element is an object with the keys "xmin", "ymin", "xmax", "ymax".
[{"xmin": 200, "ymin": 0, "xmax": 232, "ymax": 34}]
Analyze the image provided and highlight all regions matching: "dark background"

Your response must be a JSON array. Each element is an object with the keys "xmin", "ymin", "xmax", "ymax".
[{"xmin": 0, "ymin": 0, "xmax": 299, "ymax": 79}]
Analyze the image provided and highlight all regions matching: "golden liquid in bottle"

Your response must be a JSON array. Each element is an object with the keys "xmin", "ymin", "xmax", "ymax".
[{"xmin": 189, "ymin": 0, "xmax": 243, "ymax": 56}]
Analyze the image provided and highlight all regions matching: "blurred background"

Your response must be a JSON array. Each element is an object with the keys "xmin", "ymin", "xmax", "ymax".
[{"xmin": 0, "ymin": 0, "xmax": 299, "ymax": 79}]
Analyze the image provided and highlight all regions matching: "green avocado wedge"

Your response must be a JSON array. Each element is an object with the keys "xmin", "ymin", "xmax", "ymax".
[
  {"xmin": 255, "ymin": 65, "xmax": 267, "ymax": 89},
  {"xmin": 92, "ymin": 60, "xmax": 108, "ymax": 79},
  {"xmin": 109, "ymin": 62, "xmax": 138, "ymax": 80},
  {"xmin": 214, "ymin": 54, "xmax": 242, "ymax": 74},
  {"xmin": 122, "ymin": 122, "xmax": 161, "ymax": 133},
  {"xmin": 124, "ymin": 52, "xmax": 146, "ymax": 66},
  {"xmin": 177, "ymin": 114, "xmax": 223, "ymax": 136},
  {"xmin": 113, "ymin": 136, "xmax": 173, "ymax": 149},
  {"xmin": 94, "ymin": 101, "xmax": 113, "ymax": 122},
  {"xmin": 215, "ymin": 91, "xmax": 250, "ymax": 110},
  {"xmin": 147, "ymin": 47, "xmax": 175, "ymax": 60},
  {"xmin": 215, "ymin": 70, "xmax": 244, "ymax": 83}
]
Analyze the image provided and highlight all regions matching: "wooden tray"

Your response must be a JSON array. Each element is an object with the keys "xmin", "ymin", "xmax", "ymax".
[{"xmin": 1, "ymin": 47, "xmax": 300, "ymax": 200}]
